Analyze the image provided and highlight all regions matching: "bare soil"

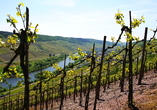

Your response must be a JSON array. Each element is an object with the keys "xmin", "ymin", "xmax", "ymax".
[{"xmin": 61, "ymin": 69, "xmax": 157, "ymax": 110}]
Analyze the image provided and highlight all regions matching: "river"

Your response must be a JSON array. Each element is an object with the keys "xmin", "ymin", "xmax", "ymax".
[{"xmin": 0, "ymin": 57, "xmax": 74, "ymax": 88}]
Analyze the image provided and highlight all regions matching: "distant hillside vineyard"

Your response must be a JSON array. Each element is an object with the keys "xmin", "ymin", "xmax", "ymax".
[{"xmin": 0, "ymin": 31, "xmax": 115, "ymax": 61}]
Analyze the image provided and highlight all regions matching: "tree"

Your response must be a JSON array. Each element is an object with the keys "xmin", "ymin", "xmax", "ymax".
[{"xmin": 0, "ymin": 3, "xmax": 38, "ymax": 110}]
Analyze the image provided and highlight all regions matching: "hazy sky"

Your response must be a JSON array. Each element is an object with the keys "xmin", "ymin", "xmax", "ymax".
[{"xmin": 0, "ymin": 0, "xmax": 157, "ymax": 41}]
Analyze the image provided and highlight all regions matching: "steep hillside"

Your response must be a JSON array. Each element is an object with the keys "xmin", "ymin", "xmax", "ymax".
[
  {"xmin": 60, "ymin": 69, "xmax": 157, "ymax": 110},
  {"xmin": 0, "ymin": 31, "xmax": 114, "ymax": 61}
]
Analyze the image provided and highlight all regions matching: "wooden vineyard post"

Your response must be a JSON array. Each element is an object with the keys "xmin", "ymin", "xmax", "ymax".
[
  {"xmin": 138, "ymin": 27, "xmax": 148, "ymax": 85},
  {"xmin": 3, "ymin": 96, "xmax": 5, "ymax": 110},
  {"xmin": 35, "ymin": 89, "xmax": 37, "ymax": 110},
  {"xmin": 85, "ymin": 44, "xmax": 95, "ymax": 110},
  {"xmin": 128, "ymin": 10, "xmax": 133, "ymax": 108},
  {"xmin": 39, "ymin": 64, "xmax": 43, "ymax": 110},
  {"xmin": 46, "ymin": 82, "xmax": 49, "ymax": 110},
  {"xmin": 79, "ymin": 69, "xmax": 83, "ymax": 106},
  {"xmin": 30, "ymin": 95, "xmax": 33, "ymax": 107},
  {"xmin": 64, "ymin": 85, "xmax": 67, "ymax": 101},
  {"xmin": 136, "ymin": 57, "xmax": 139, "ymax": 79},
  {"xmin": 22, "ymin": 7, "xmax": 30, "ymax": 110},
  {"xmin": 120, "ymin": 46, "xmax": 128, "ymax": 92},
  {"xmin": 51, "ymin": 88, "xmax": 54, "ymax": 109},
  {"xmin": 69, "ymin": 84, "xmax": 72, "ymax": 98},
  {"xmin": 128, "ymin": 11, "xmax": 139, "ymax": 109},
  {"xmin": 17, "ymin": 95, "xmax": 20, "ymax": 110},
  {"xmin": 74, "ymin": 76, "xmax": 78, "ymax": 102},
  {"xmin": 103, "ymin": 79, "xmax": 107, "ymax": 93},
  {"xmin": 8, "ymin": 84, "xmax": 11, "ymax": 110},
  {"xmin": 75, "ymin": 78, "xmax": 78, "ymax": 97},
  {"xmin": 107, "ymin": 60, "xmax": 111, "ymax": 88},
  {"xmin": 42, "ymin": 91, "xmax": 45, "ymax": 109},
  {"xmin": 56, "ymin": 87, "xmax": 59, "ymax": 103},
  {"xmin": 93, "ymin": 36, "xmax": 106, "ymax": 110},
  {"xmin": 74, "ymin": 77, "xmax": 77, "ymax": 102},
  {"xmin": 59, "ymin": 54, "xmax": 67, "ymax": 110},
  {"xmin": 84, "ymin": 76, "xmax": 88, "ymax": 96},
  {"xmin": 10, "ymin": 100, "xmax": 12, "ymax": 109}
]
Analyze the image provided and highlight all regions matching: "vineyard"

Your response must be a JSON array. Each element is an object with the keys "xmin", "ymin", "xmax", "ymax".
[{"xmin": 0, "ymin": 3, "xmax": 157, "ymax": 110}]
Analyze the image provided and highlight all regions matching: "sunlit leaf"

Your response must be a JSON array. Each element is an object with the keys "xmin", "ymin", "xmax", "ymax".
[
  {"xmin": 19, "ymin": 3, "xmax": 25, "ymax": 6},
  {"xmin": 35, "ymin": 29, "xmax": 38, "ymax": 32},
  {"xmin": 16, "ymin": 12, "xmax": 21, "ymax": 16}
]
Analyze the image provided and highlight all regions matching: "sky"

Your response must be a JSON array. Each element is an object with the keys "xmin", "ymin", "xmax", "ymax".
[{"xmin": 0, "ymin": 0, "xmax": 157, "ymax": 42}]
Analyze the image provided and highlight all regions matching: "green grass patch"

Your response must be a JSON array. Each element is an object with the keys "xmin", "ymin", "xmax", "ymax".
[{"xmin": 0, "ymin": 48, "xmax": 8, "ymax": 54}]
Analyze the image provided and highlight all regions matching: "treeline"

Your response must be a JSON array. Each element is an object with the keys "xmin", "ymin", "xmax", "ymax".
[
  {"xmin": 0, "ymin": 31, "xmax": 116, "ymax": 46},
  {"xmin": 37, "ymin": 35, "xmax": 103, "ymax": 44},
  {"xmin": 0, "ymin": 31, "xmax": 12, "ymax": 38},
  {"xmin": 0, "ymin": 31, "xmax": 103, "ymax": 44},
  {"xmin": 0, "ymin": 54, "xmax": 65, "ymax": 77},
  {"xmin": 28, "ymin": 53, "xmax": 65, "ymax": 72}
]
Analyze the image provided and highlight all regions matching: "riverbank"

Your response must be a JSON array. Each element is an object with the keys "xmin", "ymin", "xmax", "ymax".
[
  {"xmin": 0, "ymin": 54, "xmax": 65, "ymax": 73},
  {"xmin": 0, "ymin": 56, "xmax": 74, "ymax": 88}
]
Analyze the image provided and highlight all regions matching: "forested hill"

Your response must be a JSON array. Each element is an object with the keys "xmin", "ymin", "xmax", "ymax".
[
  {"xmin": 0, "ymin": 31, "xmax": 114, "ymax": 61},
  {"xmin": 0, "ymin": 31, "xmax": 110, "ymax": 44}
]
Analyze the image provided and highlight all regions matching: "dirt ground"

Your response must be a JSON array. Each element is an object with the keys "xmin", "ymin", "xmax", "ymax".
[{"xmin": 61, "ymin": 69, "xmax": 157, "ymax": 110}]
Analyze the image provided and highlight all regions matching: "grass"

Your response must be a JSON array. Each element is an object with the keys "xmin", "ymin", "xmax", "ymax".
[{"xmin": 0, "ymin": 48, "xmax": 8, "ymax": 54}]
